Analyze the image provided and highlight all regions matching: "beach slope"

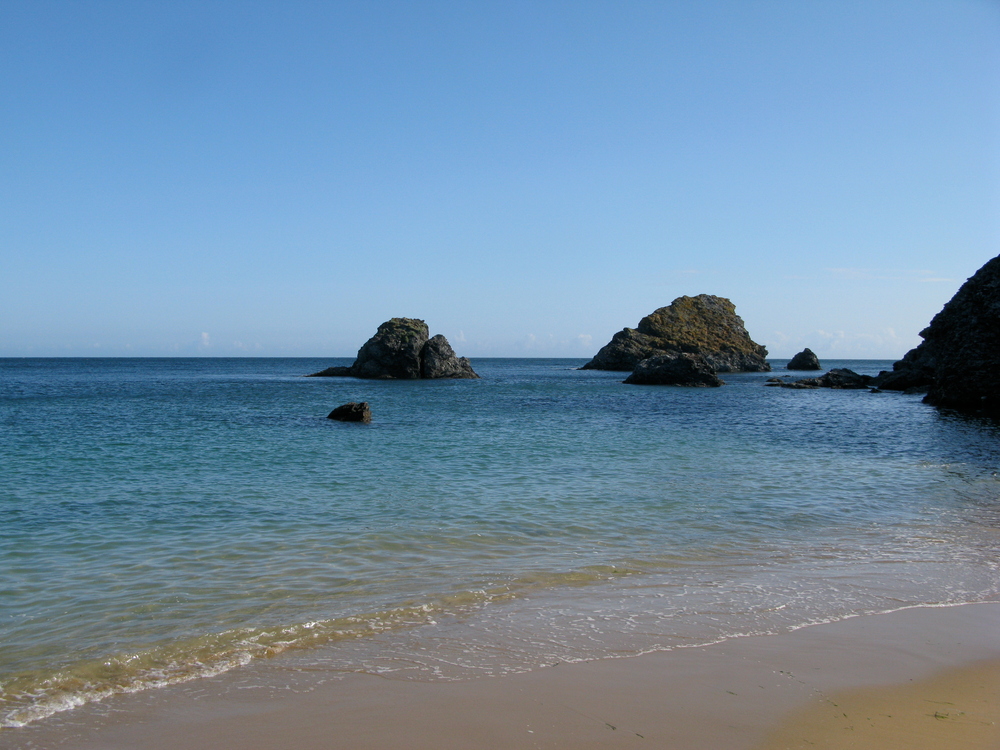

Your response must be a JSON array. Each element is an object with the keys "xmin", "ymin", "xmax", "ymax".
[{"xmin": 7, "ymin": 603, "xmax": 1000, "ymax": 750}]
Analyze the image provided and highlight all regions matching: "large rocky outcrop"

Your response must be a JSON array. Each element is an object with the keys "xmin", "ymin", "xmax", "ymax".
[
  {"xmin": 876, "ymin": 255, "xmax": 1000, "ymax": 412},
  {"xmin": 308, "ymin": 318, "xmax": 479, "ymax": 380},
  {"xmin": 352, "ymin": 317, "xmax": 428, "ymax": 379},
  {"xmin": 582, "ymin": 295, "xmax": 770, "ymax": 372},
  {"xmin": 623, "ymin": 352, "xmax": 724, "ymax": 387},
  {"xmin": 787, "ymin": 348, "xmax": 821, "ymax": 371}
]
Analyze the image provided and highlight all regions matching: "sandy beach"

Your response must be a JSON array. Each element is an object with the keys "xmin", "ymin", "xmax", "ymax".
[
  {"xmin": 4, "ymin": 0, "xmax": 998, "ymax": 745},
  {"xmin": 5, "ymin": 602, "xmax": 998, "ymax": 750}
]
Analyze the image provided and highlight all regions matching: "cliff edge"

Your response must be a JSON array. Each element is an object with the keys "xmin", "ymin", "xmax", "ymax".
[{"xmin": 878, "ymin": 255, "xmax": 1000, "ymax": 413}]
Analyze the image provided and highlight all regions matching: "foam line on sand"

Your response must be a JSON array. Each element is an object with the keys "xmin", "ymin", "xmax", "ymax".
[{"xmin": 5, "ymin": 603, "xmax": 1000, "ymax": 750}]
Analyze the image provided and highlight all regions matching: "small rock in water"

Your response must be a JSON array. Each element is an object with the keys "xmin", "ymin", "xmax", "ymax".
[
  {"xmin": 327, "ymin": 402, "xmax": 372, "ymax": 423},
  {"xmin": 787, "ymin": 348, "xmax": 821, "ymax": 371}
]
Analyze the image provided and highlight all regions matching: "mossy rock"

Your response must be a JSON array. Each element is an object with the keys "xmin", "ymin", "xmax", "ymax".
[{"xmin": 582, "ymin": 295, "xmax": 769, "ymax": 372}]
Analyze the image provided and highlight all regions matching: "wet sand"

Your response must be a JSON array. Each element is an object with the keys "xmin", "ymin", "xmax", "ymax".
[{"xmin": 5, "ymin": 603, "xmax": 999, "ymax": 750}]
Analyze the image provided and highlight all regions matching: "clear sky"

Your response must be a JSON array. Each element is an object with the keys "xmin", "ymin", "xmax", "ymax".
[{"xmin": 2, "ymin": 0, "xmax": 998, "ymax": 359}]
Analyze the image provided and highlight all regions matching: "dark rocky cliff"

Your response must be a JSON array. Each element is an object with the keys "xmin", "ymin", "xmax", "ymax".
[{"xmin": 877, "ymin": 255, "xmax": 1000, "ymax": 413}]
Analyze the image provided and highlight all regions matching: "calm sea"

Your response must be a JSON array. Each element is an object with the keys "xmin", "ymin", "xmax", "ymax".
[{"xmin": 1, "ymin": 358, "xmax": 998, "ymax": 729}]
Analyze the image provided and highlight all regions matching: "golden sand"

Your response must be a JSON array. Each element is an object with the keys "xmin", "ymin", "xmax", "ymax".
[
  {"xmin": 5, "ymin": 604, "xmax": 1000, "ymax": 750},
  {"xmin": 756, "ymin": 658, "xmax": 1000, "ymax": 750}
]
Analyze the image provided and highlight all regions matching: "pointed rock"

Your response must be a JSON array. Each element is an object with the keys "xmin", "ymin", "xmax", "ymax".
[
  {"xmin": 787, "ymin": 348, "xmax": 821, "ymax": 370},
  {"xmin": 421, "ymin": 335, "xmax": 479, "ymax": 379}
]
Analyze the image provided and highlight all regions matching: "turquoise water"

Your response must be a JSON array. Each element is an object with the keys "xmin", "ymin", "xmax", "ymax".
[{"xmin": 1, "ymin": 358, "xmax": 999, "ymax": 728}]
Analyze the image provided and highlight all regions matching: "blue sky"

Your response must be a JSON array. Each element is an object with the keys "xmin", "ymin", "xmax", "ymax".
[{"xmin": 2, "ymin": 0, "xmax": 998, "ymax": 358}]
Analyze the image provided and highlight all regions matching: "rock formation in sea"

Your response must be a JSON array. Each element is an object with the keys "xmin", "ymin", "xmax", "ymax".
[
  {"xmin": 875, "ymin": 254, "xmax": 1000, "ymax": 412},
  {"xmin": 351, "ymin": 317, "xmax": 427, "ymax": 379},
  {"xmin": 765, "ymin": 369, "xmax": 873, "ymax": 390},
  {"xmin": 420, "ymin": 334, "xmax": 477, "ymax": 378},
  {"xmin": 787, "ymin": 348, "xmax": 821, "ymax": 371},
  {"xmin": 581, "ymin": 295, "xmax": 770, "ymax": 373},
  {"xmin": 623, "ymin": 352, "xmax": 724, "ymax": 387},
  {"xmin": 327, "ymin": 402, "xmax": 372, "ymax": 422},
  {"xmin": 308, "ymin": 318, "xmax": 479, "ymax": 380}
]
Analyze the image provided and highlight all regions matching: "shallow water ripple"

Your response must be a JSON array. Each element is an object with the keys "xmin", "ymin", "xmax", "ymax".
[{"xmin": 1, "ymin": 358, "xmax": 998, "ymax": 726}]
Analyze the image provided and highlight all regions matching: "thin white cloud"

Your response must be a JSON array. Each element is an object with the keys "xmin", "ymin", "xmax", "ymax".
[
  {"xmin": 813, "ymin": 327, "xmax": 911, "ymax": 358},
  {"xmin": 825, "ymin": 268, "xmax": 954, "ymax": 282}
]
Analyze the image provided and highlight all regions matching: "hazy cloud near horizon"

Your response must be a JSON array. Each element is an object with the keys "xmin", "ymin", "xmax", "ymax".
[{"xmin": 1, "ymin": 0, "xmax": 996, "ymax": 359}]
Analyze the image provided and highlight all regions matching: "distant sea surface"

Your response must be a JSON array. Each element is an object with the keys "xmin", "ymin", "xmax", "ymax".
[{"xmin": 2, "ymin": 358, "xmax": 999, "ymax": 729}]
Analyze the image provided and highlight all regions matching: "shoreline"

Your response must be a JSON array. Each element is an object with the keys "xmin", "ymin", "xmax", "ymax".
[{"xmin": 5, "ymin": 602, "xmax": 999, "ymax": 750}]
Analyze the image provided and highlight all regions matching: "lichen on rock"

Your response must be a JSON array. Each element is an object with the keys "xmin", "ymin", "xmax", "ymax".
[
  {"xmin": 582, "ymin": 295, "xmax": 770, "ymax": 372},
  {"xmin": 351, "ymin": 317, "xmax": 429, "ymax": 379}
]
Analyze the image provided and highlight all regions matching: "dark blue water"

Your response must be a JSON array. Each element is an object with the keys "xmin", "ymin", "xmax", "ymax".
[{"xmin": 1, "ymin": 358, "xmax": 998, "ymax": 727}]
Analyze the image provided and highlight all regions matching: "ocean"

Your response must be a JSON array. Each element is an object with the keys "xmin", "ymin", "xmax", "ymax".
[{"xmin": 1, "ymin": 357, "xmax": 998, "ymax": 731}]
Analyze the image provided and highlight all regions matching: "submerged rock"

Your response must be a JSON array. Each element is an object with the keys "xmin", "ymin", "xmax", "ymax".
[
  {"xmin": 769, "ymin": 368, "xmax": 874, "ymax": 390},
  {"xmin": 764, "ymin": 376, "xmax": 816, "ymax": 389},
  {"xmin": 582, "ymin": 295, "xmax": 770, "ymax": 373},
  {"xmin": 308, "ymin": 365, "xmax": 353, "ymax": 377},
  {"xmin": 875, "ymin": 254, "xmax": 1000, "ymax": 413},
  {"xmin": 307, "ymin": 318, "xmax": 479, "ymax": 380},
  {"xmin": 810, "ymin": 369, "xmax": 874, "ymax": 389},
  {"xmin": 327, "ymin": 402, "xmax": 372, "ymax": 422},
  {"xmin": 787, "ymin": 348, "xmax": 821, "ymax": 371},
  {"xmin": 623, "ymin": 352, "xmax": 724, "ymax": 387}
]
